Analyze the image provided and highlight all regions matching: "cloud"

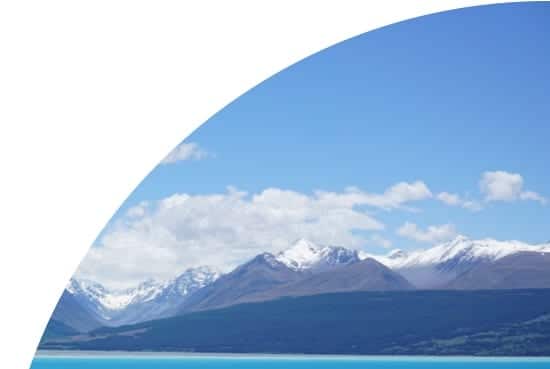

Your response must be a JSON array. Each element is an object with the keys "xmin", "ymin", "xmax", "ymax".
[
  {"xmin": 161, "ymin": 142, "xmax": 209, "ymax": 164},
  {"xmin": 315, "ymin": 180, "xmax": 432, "ymax": 211},
  {"xmin": 125, "ymin": 201, "xmax": 149, "ymax": 218},
  {"xmin": 436, "ymin": 192, "xmax": 461, "ymax": 206},
  {"xmin": 78, "ymin": 186, "xmax": 392, "ymax": 288},
  {"xmin": 368, "ymin": 234, "xmax": 393, "ymax": 249},
  {"xmin": 480, "ymin": 171, "xmax": 523, "ymax": 201},
  {"xmin": 480, "ymin": 171, "xmax": 546, "ymax": 204},
  {"xmin": 436, "ymin": 192, "xmax": 482, "ymax": 211},
  {"xmin": 397, "ymin": 222, "xmax": 458, "ymax": 244},
  {"xmin": 520, "ymin": 191, "xmax": 548, "ymax": 205}
]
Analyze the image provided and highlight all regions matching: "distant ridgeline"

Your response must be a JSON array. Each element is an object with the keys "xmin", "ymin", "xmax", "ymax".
[{"xmin": 41, "ymin": 238, "xmax": 550, "ymax": 355}]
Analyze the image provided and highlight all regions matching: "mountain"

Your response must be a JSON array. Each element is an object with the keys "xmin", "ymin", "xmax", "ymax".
[
  {"xmin": 63, "ymin": 266, "xmax": 220, "ymax": 327},
  {"xmin": 179, "ymin": 253, "xmax": 303, "ymax": 312},
  {"xmin": 48, "ymin": 236, "xmax": 550, "ymax": 335},
  {"xmin": 180, "ymin": 239, "xmax": 363, "ymax": 312},
  {"xmin": 275, "ymin": 238, "xmax": 360, "ymax": 272},
  {"xmin": 41, "ymin": 289, "xmax": 550, "ymax": 356},
  {"xmin": 48, "ymin": 290, "xmax": 103, "ymax": 332},
  {"xmin": 364, "ymin": 236, "xmax": 550, "ymax": 288},
  {"xmin": 107, "ymin": 266, "xmax": 221, "ymax": 325},
  {"xmin": 40, "ymin": 319, "xmax": 79, "ymax": 341},
  {"xmin": 279, "ymin": 257, "xmax": 414, "ymax": 295},
  {"xmin": 50, "ymin": 240, "xmax": 365, "ymax": 331},
  {"xmin": 180, "ymin": 241, "xmax": 409, "ymax": 312},
  {"xmin": 247, "ymin": 258, "xmax": 414, "ymax": 301},
  {"xmin": 447, "ymin": 251, "xmax": 550, "ymax": 290}
]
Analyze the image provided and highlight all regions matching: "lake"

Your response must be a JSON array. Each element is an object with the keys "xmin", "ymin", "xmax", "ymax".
[{"xmin": 30, "ymin": 355, "xmax": 550, "ymax": 369}]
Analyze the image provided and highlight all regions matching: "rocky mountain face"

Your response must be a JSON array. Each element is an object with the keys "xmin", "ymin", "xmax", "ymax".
[
  {"xmin": 446, "ymin": 251, "xmax": 550, "ymax": 290},
  {"xmin": 244, "ymin": 257, "xmax": 414, "ymax": 302},
  {"xmin": 178, "ymin": 253, "xmax": 304, "ymax": 312}
]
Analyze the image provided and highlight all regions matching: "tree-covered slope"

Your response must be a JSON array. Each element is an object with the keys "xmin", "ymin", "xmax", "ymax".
[{"xmin": 41, "ymin": 289, "xmax": 550, "ymax": 355}]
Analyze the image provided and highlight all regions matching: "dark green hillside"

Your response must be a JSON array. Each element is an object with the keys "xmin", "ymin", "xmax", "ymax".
[
  {"xmin": 41, "ymin": 289, "xmax": 550, "ymax": 355},
  {"xmin": 387, "ymin": 313, "xmax": 550, "ymax": 356}
]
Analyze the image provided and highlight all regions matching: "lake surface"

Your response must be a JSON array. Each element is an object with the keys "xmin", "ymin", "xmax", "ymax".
[{"xmin": 30, "ymin": 355, "xmax": 550, "ymax": 369}]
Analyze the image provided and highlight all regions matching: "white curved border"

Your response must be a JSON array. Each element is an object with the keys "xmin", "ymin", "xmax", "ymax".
[{"xmin": 0, "ymin": 1, "xmax": 531, "ymax": 368}]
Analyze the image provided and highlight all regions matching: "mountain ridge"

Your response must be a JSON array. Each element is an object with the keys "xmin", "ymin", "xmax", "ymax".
[
  {"xmin": 49, "ymin": 236, "xmax": 550, "ymax": 334},
  {"xmin": 66, "ymin": 266, "xmax": 220, "ymax": 326}
]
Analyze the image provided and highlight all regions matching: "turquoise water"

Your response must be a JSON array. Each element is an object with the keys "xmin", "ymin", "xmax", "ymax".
[{"xmin": 30, "ymin": 356, "xmax": 550, "ymax": 369}]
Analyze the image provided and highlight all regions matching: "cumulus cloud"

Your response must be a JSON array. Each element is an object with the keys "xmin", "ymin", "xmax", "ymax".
[
  {"xmin": 436, "ymin": 192, "xmax": 482, "ymax": 211},
  {"xmin": 397, "ymin": 222, "xmax": 458, "ymax": 244},
  {"xmin": 78, "ymin": 186, "xmax": 400, "ymax": 288},
  {"xmin": 161, "ymin": 142, "xmax": 209, "ymax": 164},
  {"xmin": 480, "ymin": 171, "xmax": 546, "ymax": 204}
]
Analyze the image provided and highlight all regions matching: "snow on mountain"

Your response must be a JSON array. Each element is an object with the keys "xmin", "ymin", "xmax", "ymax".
[
  {"xmin": 361, "ymin": 236, "xmax": 550, "ymax": 288},
  {"xmin": 67, "ymin": 266, "xmax": 220, "ymax": 324},
  {"xmin": 68, "ymin": 278, "xmax": 166, "ymax": 312},
  {"xmin": 273, "ymin": 236, "xmax": 550, "ymax": 288},
  {"xmin": 156, "ymin": 266, "xmax": 221, "ymax": 301},
  {"xmin": 365, "ymin": 236, "xmax": 550, "ymax": 269},
  {"xmin": 275, "ymin": 238, "xmax": 359, "ymax": 272},
  {"xmin": 62, "ymin": 236, "xmax": 550, "ymax": 326}
]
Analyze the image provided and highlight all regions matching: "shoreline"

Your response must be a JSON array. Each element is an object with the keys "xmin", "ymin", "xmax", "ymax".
[{"xmin": 34, "ymin": 350, "xmax": 550, "ymax": 361}]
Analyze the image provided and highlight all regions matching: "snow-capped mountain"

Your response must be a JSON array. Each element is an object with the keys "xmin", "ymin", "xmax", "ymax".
[
  {"xmin": 66, "ymin": 266, "xmax": 220, "ymax": 326},
  {"xmin": 56, "ymin": 236, "xmax": 550, "ymax": 331},
  {"xmin": 275, "ymin": 238, "xmax": 360, "ymax": 272},
  {"xmin": 362, "ymin": 236, "xmax": 550, "ymax": 288},
  {"xmin": 68, "ymin": 278, "xmax": 165, "ymax": 313},
  {"xmin": 177, "ymin": 240, "xmax": 407, "ymax": 313}
]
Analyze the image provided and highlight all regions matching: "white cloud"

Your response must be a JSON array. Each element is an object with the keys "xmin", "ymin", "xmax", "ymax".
[
  {"xmin": 315, "ymin": 180, "xmax": 432, "ymax": 211},
  {"xmin": 125, "ymin": 201, "xmax": 149, "ymax": 218},
  {"xmin": 397, "ymin": 222, "xmax": 457, "ymax": 244},
  {"xmin": 436, "ymin": 192, "xmax": 482, "ymax": 211},
  {"xmin": 480, "ymin": 171, "xmax": 546, "ymax": 204},
  {"xmin": 78, "ymin": 186, "xmax": 391, "ymax": 288},
  {"xmin": 519, "ymin": 191, "xmax": 548, "ymax": 205},
  {"xmin": 480, "ymin": 171, "xmax": 523, "ymax": 202},
  {"xmin": 368, "ymin": 234, "xmax": 393, "ymax": 249},
  {"xmin": 161, "ymin": 142, "xmax": 209, "ymax": 164},
  {"xmin": 436, "ymin": 192, "xmax": 460, "ymax": 206},
  {"xmin": 461, "ymin": 200, "xmax": 483, "ymax": 211}
]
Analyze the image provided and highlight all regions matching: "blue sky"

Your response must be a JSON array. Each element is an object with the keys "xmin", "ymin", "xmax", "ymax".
[{"xmin": 82, "ymin": 3, "xmax": 550, "ymax": 286}]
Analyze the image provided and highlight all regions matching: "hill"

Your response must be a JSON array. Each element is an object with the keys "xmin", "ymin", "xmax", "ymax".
[{"xmin": 41, "ymin": 289, "xmax": 550, "ymax": 355}]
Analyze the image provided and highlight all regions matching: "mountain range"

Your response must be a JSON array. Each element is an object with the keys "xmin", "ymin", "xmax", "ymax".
[
  {"xmin": 59, "ymin": 266, "xmax": 220, "ymax": 328},
  {"xmin": 44, "ymin": 236, "xmax": 550, "ymax": 340},
  {"xmin": 42, "ymin": 289, "xmax": 550, "ymax": 355}
]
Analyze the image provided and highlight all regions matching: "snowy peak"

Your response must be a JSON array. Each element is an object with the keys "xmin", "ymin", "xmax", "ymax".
[
  {"xmin": 275, "ymin": 238, "xmax": 359, "ymax": 272},
  {"xmin": 275, "ymin": 239, "xmax": 323, "ymax": 270},
  {"xmin": 67, "ymin": 278, "xmax": 165, "ymax": 311},
  {"xmin": 360, "ymin": 236, "xmax": 550, "ymax": 288},
  {"xmin": 170, "ymin": 266, "xmax": 221, "ymax": 297},
  {"xmin": 382, "ymin": 236, "xmax": 550, "ymax": 269},
  {"xmin": 68, "ymin": 266, "xmax": 220, "ymax": 313}
]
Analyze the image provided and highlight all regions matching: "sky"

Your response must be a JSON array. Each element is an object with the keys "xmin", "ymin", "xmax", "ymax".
[{"xmin": 78, "ymin": 3, "xmax": 550, "ymax": 288}]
